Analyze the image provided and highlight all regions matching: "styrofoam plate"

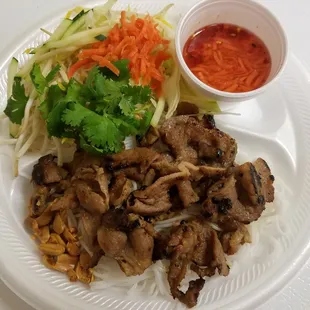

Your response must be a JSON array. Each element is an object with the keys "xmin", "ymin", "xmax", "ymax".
[{"xmin": 0, "ymin": 1, "xmax": 310, "ymax": 310}]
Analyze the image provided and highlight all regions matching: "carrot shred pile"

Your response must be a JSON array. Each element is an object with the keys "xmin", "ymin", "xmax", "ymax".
[{"xmin": 68, "ymin": 11, "xmax": 171, "ymax": 96}]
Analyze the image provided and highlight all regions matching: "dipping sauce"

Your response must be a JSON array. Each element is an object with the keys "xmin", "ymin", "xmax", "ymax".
[{"xmin": 183, "ymin": 23, "xmax": 272, "ymax": 93}]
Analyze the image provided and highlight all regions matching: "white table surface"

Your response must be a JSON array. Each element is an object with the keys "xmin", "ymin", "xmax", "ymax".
[{"xmin": 1, "ymin": 0, "xmax": 310, "ymax": 309}]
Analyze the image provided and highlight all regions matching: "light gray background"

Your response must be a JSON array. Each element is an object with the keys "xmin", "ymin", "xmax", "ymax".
[{"xmin": 0, "ymin": 0, "xmax": 310, "ymax": 309}]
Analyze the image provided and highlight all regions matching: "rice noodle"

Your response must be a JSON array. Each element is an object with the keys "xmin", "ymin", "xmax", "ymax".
[{"xmin": 17, "ymin": 108, "xmax": 42, "ymax": 158}]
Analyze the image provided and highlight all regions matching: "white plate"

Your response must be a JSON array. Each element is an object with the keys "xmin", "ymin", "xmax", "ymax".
[{"xmin": 1, "ymin": 1, "xmax": 310, "ymax": 310}]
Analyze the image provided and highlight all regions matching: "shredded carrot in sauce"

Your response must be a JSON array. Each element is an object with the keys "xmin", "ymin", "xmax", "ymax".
[
  {"xmin": 183, "ymin": 23, "xmax": 271, "ymax": 93},
  {"xmin": 68, "ymin": 11, "xmax": 171, "ymax": 96}
]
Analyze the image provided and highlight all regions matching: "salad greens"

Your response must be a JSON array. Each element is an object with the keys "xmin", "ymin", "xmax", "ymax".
[{"xmin": 5, "ymin": 59, "xmax": 153, "ymax": 155}]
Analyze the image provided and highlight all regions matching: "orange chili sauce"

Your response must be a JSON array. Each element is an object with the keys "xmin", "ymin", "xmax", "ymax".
[{"xmin": 183, "ymin": 23, "xmax": 272, "ymax": 93}]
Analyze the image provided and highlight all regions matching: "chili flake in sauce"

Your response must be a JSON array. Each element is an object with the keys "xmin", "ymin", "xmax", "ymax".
[{"xmin": 183, "ymin": 23, "xmax": 271, "ymax": 93}]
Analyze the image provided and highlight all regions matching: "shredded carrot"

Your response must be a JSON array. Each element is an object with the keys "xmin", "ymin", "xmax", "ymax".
[
  {"xmin": 68, "ymin": 59, "xmax": 94, "ymax": 79},
  {"xmin": 91, "ymin": 55, "xmax": 120, "ymax": 76},
  {"xmin": 68, "ymin": 11, "xmax": 171, "ymax": 96}
]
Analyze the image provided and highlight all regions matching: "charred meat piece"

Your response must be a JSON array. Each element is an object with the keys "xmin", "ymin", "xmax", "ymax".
[
  {"xmin": 253, "ymin": 158, "xmax": 275, "ymax": 203},
  {"xmin": 235, "ymin": 162, "xmax": 264, "ymax": 206},
  {"xmin": 190, "ymin": 221, "xmax": 228, "ymax": 276},
  {"xmin": 176, "ymin": 102, "xmax": 199, "ymax": 116},
  {"xmin": 202, "ymin": 115, "xmax": 216, "ymax": 129},
  {"xmin": 75, "ymin": 181, "xmax": 109, "ymax": 214},
  {"xmin": 29, "ymin": 185, "xmax": 50, "ymax": 216},
  {"xmin": 78, "ymin": 210, "xmax": 101, "ymax": 253},
  {"xmin": 176, "ymin": 278, "xmax": 205, "ymax": 309},
  {"xmin": 106, "ymin": 148, "xmax": 161, "ymax": 183},
  {"xmin": 49, "ymin": 179, "xmax": 72, "ymax": 195},
  {"xmin": 32, "ymin": 154, "xmax": 68, "ymax": 185},
  {"xmin": 114, "ymin": 166, "xmax": 145, "ymax": 183},
  {"xmin": 204, "ymin": 158, "xmax": 275, "ymax": 228},
  {"xmin": 49, "ymin": 188, "xmax": 79, "ymax": 212},
  {"xmin": 159, "ymin": 116, "xmax": 237, "ymax": 167},
  {"xmin": 167, "ymin": 218, "xmax": 228, "ymax": 307},
  {"xmin": 196, "ymin": 128, "xmax": 237, "ymax": 168},
  {"xmin": 168, "ymin": 223, "xmax": 198, "ymax": 301},
  {"xmin": 97, "ymin": 211, "xmax": 154, "ymax": 276},
  {"xmin": 98, "ymin": 227, "xmax": 127, "ymax": 256},
  {"xmin": 143, "ymin": 169, "xmax": 156, "ymax": 186},
  {"xmin": 176, "ymin": 180, "xmax": 199, "ymax": 208},
  {"xmin": 72, "ymin": 167, "xmax": 97, "ymax": 181},
  {"xmin": 196, "ymin": 166, "xmax": 229, "ymax": 181},
  {"xmin": 220, "ymin": 223, "xmax": 251, "ymax": 255},
  {"xmin": 160, "ymin": 116, "xmax": 198, "ymax": 164},
  {"xmin": 127, "ymin": 170, "xmax": 189, "ymax": 216},
  {"xmin": 203, "ymin": 175, "xmax": 264, "ymax": 226},
  {"xmin": 153, "ymin": 232, "xmax": 170, "ymax": 261},
  {"xmin": 75, "ymin": 168, "xmax": 109, "ymax": 214},
  {"xmin": 66, "ymin": 151, "xmax": 102, "ymax": 175},
  {"xmin": 139, "ymin": 126, "xmax": 160, "ymax": 147},
  {"xmin": 109, "ymin": 174, "xmax": 133, "ymax": 207},
  {"xmin": 151, "ymin": 156, "xmax": 179, "ymax": 176},
  {"xmin": 204, "ymin": 175, "xmax": 238, "ymax": 216},
  {"xmin": 106, "ymin": 148, "xmax": 160, "ymax": 172}
]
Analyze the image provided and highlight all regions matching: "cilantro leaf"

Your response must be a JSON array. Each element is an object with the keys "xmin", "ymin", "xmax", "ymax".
[
  {"xmin": 46, "ymin": 101, "xmax": 68, "ymax": 137},
  {"xmin": 83, "ymin": 66, "xmax": 100, "ymax": 97},
  {"xmin": 62, "ymin": 102, "xmax": 92, "ymax": 127},
  {"xmin": 39, "ymin": 85, "xmax": 65, "ymax": 120},
  {"xmin": 112, "ymin": 116, "xmax": 139, "ymax": 137},
  {"xmin": 79, "ymin": 134, "xmax": 105, "ymax": 155},
  {"xmin": 95, "ymin": 34, "xmax": 107, "ymax": 41},
  {"xmin": 4, "ymin": 77, "xmax": 29, "ymax": 124},
  {"xmin": 119, "ymin": 96, "xmax": 134, "ymax": 116},
  {"xmin": 46, "ymin": 64, "xmax": 61, "ymax": 84},
  {"xmin": 138, "ymin": 110, "xmax": 153, "ymax": 136},
  {"xmin": 83, "ymin": 115, "xmax": 123, "ymax": 152},
  {"xmin": 65, "ymin": 79, "xmax": 83, "ymax": 103},
  {"xmin": 100, "ymin": 59, "xmax": 130, "ymax": 81},
  {"xmin": 30, "ymin": 64, "xmax": 46, "ymax": 94},
  {"xmin": 122, "ymin": 85, "xmax": 152, "ymax": 104},
  {"xmin": 95, "ymin": 98, "xmax": 120, "ymax": 115},
  {"xmin": 99, "ymin": 76, "xmax": 122, "ymax": 99},
  {"xmin": 62, "ymin": 102, "xmax": 136, "ymax": 154}
]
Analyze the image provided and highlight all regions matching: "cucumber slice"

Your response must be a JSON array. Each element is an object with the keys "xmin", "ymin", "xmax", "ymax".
[
  {"xmin": 62, "ymin": 10, "xmax": 89, "ymax": 38},
  {"xmin": 49, "ymin": 19, "xmax": 73, "ymax": 42},
  {"xmin": 7, "ymin": 57, "xmax": 18, "ymax": 98},
  {"xmin": 44, "ymin": 26, "xmax": 109, "ymax": 50}
]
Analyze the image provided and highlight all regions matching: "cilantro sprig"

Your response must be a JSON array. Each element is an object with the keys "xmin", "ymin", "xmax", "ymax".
[
  {"xmin": 30, "ymin": 63, "xmax": 60, "ymax": 94},
  {"xmin": 42, "ymin": 60, "xmax": 153, "ymax": 154},
  {"xmin": 4, "ymin": 77, "xmax": 29, "ymax": 125},
  {"xmin": 4, "ymin": 63, "xmax": 61, "ymax": 124}
]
